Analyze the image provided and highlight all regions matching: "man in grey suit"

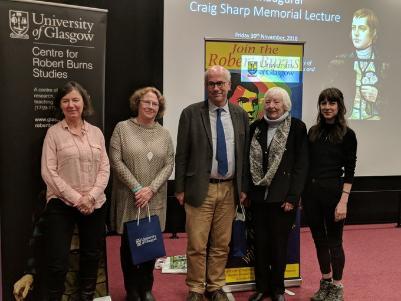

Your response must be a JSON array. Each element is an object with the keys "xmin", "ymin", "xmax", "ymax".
[{"xmin": 175, "ymin": 65, "xmax": 249, "ymax": 301}]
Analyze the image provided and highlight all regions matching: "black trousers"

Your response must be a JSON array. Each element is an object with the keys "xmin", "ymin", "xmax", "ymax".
[
  {"xmin": 120, "ymin": 227, "xmax": 156, "ymax": 298},
  {"xmin": 44, "ymin": 198, "xmax": 106, "ymax": 300},
  {"xmin": 252, "ymin": 202, "xmax": 296, "ymax": 295},
  {"xmin": 303, "ymin": 178, "xmax": 345, "ymax": 281}
]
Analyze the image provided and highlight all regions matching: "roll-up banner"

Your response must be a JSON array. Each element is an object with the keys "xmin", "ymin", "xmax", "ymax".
[
  {"xmin": 0, "ymin": 0, "xmax": 107, "ymax": 299},
  {"xmin": 205, "ymin": 39, "xmax": 304, "ymax": 291}
]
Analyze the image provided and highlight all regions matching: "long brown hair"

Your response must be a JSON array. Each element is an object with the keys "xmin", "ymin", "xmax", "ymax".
[{"xmin": 309, "ymin": 88, "xmax": 348, "ymax": 143}]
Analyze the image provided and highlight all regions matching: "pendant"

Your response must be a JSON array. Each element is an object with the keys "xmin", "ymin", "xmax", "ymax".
[{"xmin": 147, "ymin": 151, "xmax": 153, "ymax": 161}]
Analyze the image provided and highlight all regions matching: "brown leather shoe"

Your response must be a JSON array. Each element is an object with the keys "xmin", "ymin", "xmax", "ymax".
[
  {"xmin": 208, "ymin": 289, "xmax": 229, "ymax": 301},
  {"xmin": 186, "ymin": 291, "xmax": 204, "ymax": 301}
]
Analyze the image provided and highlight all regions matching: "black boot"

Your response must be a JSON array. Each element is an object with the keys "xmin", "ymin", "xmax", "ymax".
[
  {"xmin": 126, "ymin": 290, "xmax": 141, "ymax": 301},
  {"xmin": 248, "ymin": 291, "xmax": 269, "ymax": 301},
  {"xmin": 138, "ymin": 260, "xmax": 156, "ymax": 301},
  {"xmin": 79, "ymin": 277, "xmax": 97, "ymax": 301},
  {"xmin": 141, "ymin": 291, "xmax": 156, "ymax": 301},
  {"xmin": 272, "ymin": 293, "xmax": 286, "ymax": 301},
  {"xmin": 121, "ymin": 233, "xmax": 141, "ymax": 301}
]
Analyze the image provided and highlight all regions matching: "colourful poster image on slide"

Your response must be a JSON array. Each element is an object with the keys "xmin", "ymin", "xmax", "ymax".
[{"xmin": 205, "ymin": 40, "xmax": 304, "ymax": 123}]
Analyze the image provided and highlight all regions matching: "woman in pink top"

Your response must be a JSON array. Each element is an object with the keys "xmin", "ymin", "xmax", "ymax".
[{"xmin": 41, "ymin": 81, "xmax": 110, "ymax": 301}]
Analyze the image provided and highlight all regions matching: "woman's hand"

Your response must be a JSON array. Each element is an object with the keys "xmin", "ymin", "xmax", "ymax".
[
  {"xmin": 13, "ymin": 274, "xmax": 33, "ymax": 301},
  {"xmin": 335, "ymin": 185, "xmax": 350, "ymax": 222},
  {"xmin": 135, "ymin": 187, "xmax": 154, "ymax": 208},
  {"xmin": 175, "ymin": 192, "xmax": 185, "ymax": 205},
  {"xmin": 281, "ymin": 202, "xmax": 294, "ymax": 212},
  {"xmin": 335, "ymin": 200, "xmax": 348, "ymax": 222},
  {"xmin": 77, "ymin": 195, "xmax": 95, "ymax": 215}
]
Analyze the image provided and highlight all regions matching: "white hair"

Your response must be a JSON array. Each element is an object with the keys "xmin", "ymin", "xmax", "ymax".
[{"xmin": 264, "ymin": 87, "xmax": 292, "ymax": 112}]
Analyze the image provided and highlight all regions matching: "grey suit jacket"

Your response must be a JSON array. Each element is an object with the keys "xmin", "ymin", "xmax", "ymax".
[{"xmin": 175, "ymin": 100, "xmax": 249, "ymax": 207}]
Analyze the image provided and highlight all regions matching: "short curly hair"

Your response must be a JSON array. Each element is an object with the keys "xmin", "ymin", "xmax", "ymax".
[
  {"xmin": 129, "ymin": 87, "xmax": 165, "ymax": 120},
  {"xmin": 54, "ymin": 81, "xmax": 94, "ymax": 120},
  {"xmin": 264, "ymin": 86, "xmax": 292, "ymax": 112}
]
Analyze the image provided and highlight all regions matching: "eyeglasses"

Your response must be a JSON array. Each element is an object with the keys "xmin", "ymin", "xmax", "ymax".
[
  {"xmin": 207, "ymin": 81, "xmax": 227, "ymax": 88},
  {"xmin": 141, "ymin": 100, "xmax": 159, "ymax": 107}
]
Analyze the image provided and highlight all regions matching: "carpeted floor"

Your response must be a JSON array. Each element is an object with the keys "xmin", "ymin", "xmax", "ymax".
[{"xmin": 106, "ymin": 224, "xmax": 401, "ymax": 300}]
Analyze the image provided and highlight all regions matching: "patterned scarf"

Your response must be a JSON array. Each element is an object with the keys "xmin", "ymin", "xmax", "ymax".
[{"xmin": 250, "ymin": 114, "xmax": 291, "ymax": 186}]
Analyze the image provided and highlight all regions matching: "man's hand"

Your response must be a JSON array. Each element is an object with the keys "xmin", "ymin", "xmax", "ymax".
[
  {"xmin": 175, "ymin": 192, "xmax": 185, "ymax": 205},
  {"xmin": 239, "ymin": 192, "xmax": 247, "ymax": 204},
  {"xmin": 13, "ymin": 274, "xmax": 33, "ymax": 301}
]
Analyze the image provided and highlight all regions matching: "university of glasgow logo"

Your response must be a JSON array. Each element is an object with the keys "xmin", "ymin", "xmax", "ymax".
[
  {"xmin": 9, "ymin": 10, "xmax": 29, "ymax": 39},
  {"xmin": 247, "ymin": 61, "xmax": 258, "ymax": 76},
  {"xmin": 135, "ymin": 238, "xmax": 143, "ymax": 247}
]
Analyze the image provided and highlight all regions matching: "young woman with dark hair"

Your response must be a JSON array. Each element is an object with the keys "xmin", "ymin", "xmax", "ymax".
[{"xmin": 303, "ymin": 88, "xmax": 357, "ymax": 301}]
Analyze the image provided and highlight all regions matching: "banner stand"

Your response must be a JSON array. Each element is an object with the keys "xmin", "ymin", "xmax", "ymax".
[
  {"xmin": 204, "ymin": 38, "xmax": 305, "ymax": 292},
  {"xmin": 0, "ymin": 1, "xmax": 107, "ymax": 299},
  {"xmin": 223, "ymin": 278, "xmax": 302, "ymax": 293}
]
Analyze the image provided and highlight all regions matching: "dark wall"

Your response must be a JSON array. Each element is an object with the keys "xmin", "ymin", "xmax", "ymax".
[
  {"xmin": 104, "ymin": 0, "xmax": 164, "ymax": 141},
  {"xmin": 165, "ymin": 177, "xmax": 401, "ymax": 232},
  {"xmin": 300, "ymin": 176, "xmax": 401, "ymax": 227},
  {"xmin": 346, "ymin": 176, "xmax": 401, "ymax": 224}
]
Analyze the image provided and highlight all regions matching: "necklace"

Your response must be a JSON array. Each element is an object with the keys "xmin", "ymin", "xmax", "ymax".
[
  {"xmin": 65, "ymin": 119, "xmax": 84, "ymax": 135},
  {"xmin": 132, "ymin": 118, "xmax": 155, "ymax": 161}
]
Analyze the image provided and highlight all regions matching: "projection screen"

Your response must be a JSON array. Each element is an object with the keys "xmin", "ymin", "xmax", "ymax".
[{"xmin": 164, "ymin": 0, "xmax": 401, "ymax": 176}]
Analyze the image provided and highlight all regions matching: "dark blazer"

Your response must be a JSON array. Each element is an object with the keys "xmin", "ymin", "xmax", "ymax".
[
  {"xmin": 175, "ymin": 100, "xmax": 249, "ymax": 207},
  {"xmin": 248, "ymin": 117, "xmax": 308, "ymax": 206}
]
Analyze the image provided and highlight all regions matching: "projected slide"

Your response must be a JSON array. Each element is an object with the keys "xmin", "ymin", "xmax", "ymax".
[
  {"xmin": 327, "ymin": 8, "xmax": 388, "ymax": 121},
  {"xmin": 164, "ymin": 0, "xmax": 401, "ymax": 176}
]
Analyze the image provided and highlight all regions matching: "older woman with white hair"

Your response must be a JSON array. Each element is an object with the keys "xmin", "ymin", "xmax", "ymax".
[{"xmin": 248, "ymin": 87, "xmax": 308, "ymax": 301}]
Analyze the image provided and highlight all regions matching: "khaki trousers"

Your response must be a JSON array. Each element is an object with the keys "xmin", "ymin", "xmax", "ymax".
[{"xmin": 185, "ymin": 181, "xmax": 236, "ymax": 293}]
